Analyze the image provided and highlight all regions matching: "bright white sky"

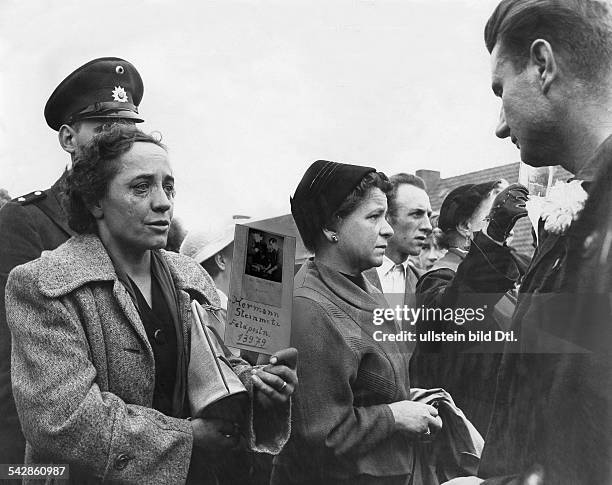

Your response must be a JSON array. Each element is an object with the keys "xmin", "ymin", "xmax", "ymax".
[{"xmin": 0, "ymin": 0, "xmax": 520, "ymax": 230}]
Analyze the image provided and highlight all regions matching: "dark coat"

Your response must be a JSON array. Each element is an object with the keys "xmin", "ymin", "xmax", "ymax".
[
  {"xmin": 272, "ymin": 260, "xmax": 416, "ymax": 484},
  {"xmin": 0, "ymin": 176, "xmax": 75, "ymax": 463},
  {"xmin": 464, "ymin": 138, "xmax": 612, "ymax": 484},
  {"xmin": 409, "ymin": 248, "xmax": 508, "ymax": 435}
]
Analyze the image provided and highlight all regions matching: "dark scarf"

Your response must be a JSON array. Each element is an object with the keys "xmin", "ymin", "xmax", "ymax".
[{"xmin": 115, "ymin": 250, "xmax": 188, "ymax": 417}]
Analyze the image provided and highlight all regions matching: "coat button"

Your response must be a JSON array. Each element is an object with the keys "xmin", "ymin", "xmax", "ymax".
[
  {"xmin": 114, "ymin": 453, "xmax": 131, "ymax": 470},
  {"xmin": 154, "ymin": 329, "xmax": 166, "ymax": 344}
]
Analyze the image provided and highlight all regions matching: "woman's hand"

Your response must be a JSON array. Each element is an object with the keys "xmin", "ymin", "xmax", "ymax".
[
  {"xmin": 388, "ymin": 400, "xmax": 443, "ymax": 439},
  {"xmin": 251, "ymin": 347, "xmax": 298, "ymax": 410},
  {"xmin": 486, "ymin": 183, "xmax": 529, "ymax": 243},
  {"xmin": 190, "ymin": 417, "xmax": 242, "ymax": 458}
]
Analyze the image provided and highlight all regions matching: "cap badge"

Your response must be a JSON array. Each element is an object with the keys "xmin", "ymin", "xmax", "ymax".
[{"xmin": 111, "ymin": 86, "xmax": 129, "ymax": 103}]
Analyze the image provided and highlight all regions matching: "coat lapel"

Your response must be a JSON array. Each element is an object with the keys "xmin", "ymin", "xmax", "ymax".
[
  {"xmin": 404, "ymin": 265, "xmax": 420, "ymax": 308},
  {"xmin": 363, "ymin": 267, "xmax": 383, "ymax": 292},
  {"xmin": 162, "ymin": 249, "xmax": 222, "ymax": 348},
  {"xmin": 38, "ymin": 235, "xmax": 153, "ymax": 353},
  {"xmin": 112, "ymin": 280, "xmax": 153, "ymax": 354},
  {"xmin": 313, "ymin": 261, "xmax": 403, "ymax": 354},
  {"xmin": 37, "ymin": 235, "xmax": 222, "ymax": 359}
]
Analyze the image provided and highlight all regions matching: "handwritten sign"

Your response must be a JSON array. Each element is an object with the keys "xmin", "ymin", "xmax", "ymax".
[{"xmin": 225, "ymin": 225, "xmax": 295, "ymax": 354}]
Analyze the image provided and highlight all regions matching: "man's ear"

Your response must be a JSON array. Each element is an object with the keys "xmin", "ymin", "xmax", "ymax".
[
  {"xmin": 530, "ymin": 39, "xmax": 557, "ymax": 95},
  {"xmin": 89, "ymin": 201, "xmax": 104, "ymax": 219},
  {"xmin": 58, "ymin": 124, "xmax": 79, "ymax": 154},
  {"xmin": 456, "ymin": 220, "xmax": 471, "ymax": 237},
  {"xmin": 215, "ymin": 252, "xmax": 226, "ymax": 272}
]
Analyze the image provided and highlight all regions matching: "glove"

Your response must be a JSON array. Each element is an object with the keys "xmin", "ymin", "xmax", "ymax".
[{"xmin": 486, "ymin": 183, "xmax": 529, "ymax": 243}]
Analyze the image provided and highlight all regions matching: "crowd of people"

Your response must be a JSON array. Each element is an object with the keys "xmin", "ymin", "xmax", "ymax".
[{"xmin": 0, "ymin": 0, "xmax": 611, "ymax": 484}]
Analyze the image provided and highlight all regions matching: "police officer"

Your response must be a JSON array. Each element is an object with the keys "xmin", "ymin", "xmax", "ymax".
[{"xmin": 0, "ymin": 57, "xmax": 144, "ymax": 464}]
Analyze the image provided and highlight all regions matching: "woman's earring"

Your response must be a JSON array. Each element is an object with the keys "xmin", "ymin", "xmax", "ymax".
[
  {"xmin": 331, "ymin": 234, "xmax": 339, "ymax": 243},
  {"xmin": 463, "ymin": 234, "xmax": 471, "ymax": 251}
]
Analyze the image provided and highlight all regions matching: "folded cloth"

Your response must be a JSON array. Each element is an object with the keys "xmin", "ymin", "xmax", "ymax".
[{"xmin": 411, "ymin": 388, "xmax": 484, "ymax": 484}]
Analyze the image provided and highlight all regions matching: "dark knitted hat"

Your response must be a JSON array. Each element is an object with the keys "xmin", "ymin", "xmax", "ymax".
[{"xmin": 290, "ymin": 160, "xmax": 375, "ymax": 251}]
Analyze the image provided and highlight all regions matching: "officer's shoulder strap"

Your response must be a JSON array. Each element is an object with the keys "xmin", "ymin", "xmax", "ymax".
[{"xmin": 12, "ymin": 190, "xmax": 47, "ymax": 206}]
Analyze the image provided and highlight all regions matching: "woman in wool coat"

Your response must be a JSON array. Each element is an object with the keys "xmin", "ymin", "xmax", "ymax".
[{"xmin": 5, "ymin": 124, "xmax": 297, "ymax": 484}]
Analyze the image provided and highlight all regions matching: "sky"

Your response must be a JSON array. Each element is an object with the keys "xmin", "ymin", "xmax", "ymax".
[{"xmin": 0, "ymin": 0, "xmax": 520, "ymax": 230}]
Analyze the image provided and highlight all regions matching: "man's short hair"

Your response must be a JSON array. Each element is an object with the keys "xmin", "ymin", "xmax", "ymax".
[
  {"xmin": 485, "ymin": 0, "xmax": 612, "ymax": 85},
  {"xmin": 201, "ymin": 243, "xmax": 233, "ymax": 279},
  {"xmin": 387, "ymin": 173, "xmax": 427, "ymax": 221}
]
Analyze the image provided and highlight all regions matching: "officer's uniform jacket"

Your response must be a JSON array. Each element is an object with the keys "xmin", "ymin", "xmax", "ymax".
[{"xmin": 0, "ymin": 175, "xmax": 75, "ymax": 463}]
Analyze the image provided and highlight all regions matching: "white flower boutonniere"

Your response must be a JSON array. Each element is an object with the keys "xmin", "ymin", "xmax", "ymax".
[{"xmin": 539, "ymin": 180, "xmax": 588, "ymax": 235}]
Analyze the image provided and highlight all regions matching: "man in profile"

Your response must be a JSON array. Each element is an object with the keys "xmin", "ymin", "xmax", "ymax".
[
  {"xmin": 0, "ymin": 57, "xmax": 145, "ymax": 463},
  {"xmin": 366, "ymin": 173, "xmax": 432, "ymax": 309},
  {"xmin": 445, "ymin": 1, "xmax": 612, "ymax": 483}
]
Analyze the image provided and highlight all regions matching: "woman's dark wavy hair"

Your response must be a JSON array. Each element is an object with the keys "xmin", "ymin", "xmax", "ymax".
[
  {"xmin": 65, "ymin": 124, "xmax": 166, "ymax": 234},
  {"xmin": 298, "ymin": 171, "xmax": 392, "ymax": 253},
  {"xmin": 437, "ymin": 180, "xmax": 503, "ymax": 249}
]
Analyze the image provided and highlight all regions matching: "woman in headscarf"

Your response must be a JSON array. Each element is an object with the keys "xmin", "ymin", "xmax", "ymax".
[
  {"xmin": 410, "ymin": 179, "xmax": 525, "ymax": 434},
  {"xmin": 5, "ymin": 124, "xmax": 297, "ymax": 484},
  {"xmin": 271, "ymin": 160, "xmax": 443, "ymax": 485}
]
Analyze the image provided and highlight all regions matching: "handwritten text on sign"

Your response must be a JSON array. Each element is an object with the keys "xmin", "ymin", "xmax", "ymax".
[{"xmin": 227, "ymin": 296, "xmax": 281, "ymax": 349}]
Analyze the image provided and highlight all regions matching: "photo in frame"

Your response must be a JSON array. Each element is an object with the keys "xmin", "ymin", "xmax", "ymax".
[{"xmin": 225, "ymin": 224, "xmax": 295, "ymax": 355}]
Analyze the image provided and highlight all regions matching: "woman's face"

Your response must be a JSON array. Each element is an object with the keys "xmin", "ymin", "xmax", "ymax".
[
  {"xmin": 335, "ymin": 187, "xmax": 394, "ymax": 273},
  {"xmin": 417, "ymin": 234, "xmax": 446, "ymax": 271},
  {"xmin": 94, "ymin": 142, "xmax": 175, "ymax": 257}
]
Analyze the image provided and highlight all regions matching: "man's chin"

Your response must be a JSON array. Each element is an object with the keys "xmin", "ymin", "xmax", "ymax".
[
  {"xmin": 369, "ymin": 255, "xmax": 385, "ymax": 268},
  {"xmin": 520, "ymin": 147, "xmax": 554, "ymax": 168}
]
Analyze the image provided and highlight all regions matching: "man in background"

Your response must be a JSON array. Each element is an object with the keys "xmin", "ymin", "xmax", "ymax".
[
  {"xmin": 366, "ymin": 173, "xmax": 432, "ymax": 309},
  {"xmin": 0, "ymin": 57, "xmax": 145, "ymax": 463}
]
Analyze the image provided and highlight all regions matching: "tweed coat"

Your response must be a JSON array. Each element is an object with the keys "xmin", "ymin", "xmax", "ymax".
[
  {"xmin": 0, "ymin": 176, "xmax": 75, "ymax": 464},
  {"xmin": 5, "ymin": 234, "xmax": 288, "ymax": 484},
  {"xmin": 271, "ymin": 260, "xmax": 417, "ymax": 484}
]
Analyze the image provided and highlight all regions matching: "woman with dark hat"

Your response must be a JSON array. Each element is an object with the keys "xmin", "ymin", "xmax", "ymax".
[
  {"xmin": 271, "ymin": 160, "xmax": 443, "ymax": 484},
  {"xmin": 410, "ymin": 179, "xmax": 525, "ymax": 434}
]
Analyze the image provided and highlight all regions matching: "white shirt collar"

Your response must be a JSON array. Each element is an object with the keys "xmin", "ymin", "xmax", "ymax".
[{"xmin": 378, "ymin": 255, "xmax": 410, "ymax": 276}]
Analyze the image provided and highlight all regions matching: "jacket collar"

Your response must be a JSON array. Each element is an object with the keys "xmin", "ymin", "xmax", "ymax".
[
  {"xmin": 301, "ymin": 260, "xmax": 387, "ymax": 312},
  {"xmin": 429, "ymin": 247, "xmax": 465, "ymax": 273},
  {"xmin": 572, "ymin": 133, "xmax": 612, "ymax": 185},
  {"xmin": 527, "ymin": 135, "xmax": 612, "ymax": 274},
  {"xmin": 38, "ymin": 234, "xmax": 218, "ymax": 306}
]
